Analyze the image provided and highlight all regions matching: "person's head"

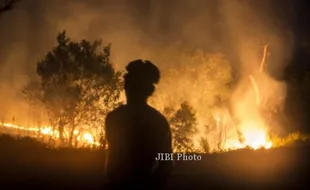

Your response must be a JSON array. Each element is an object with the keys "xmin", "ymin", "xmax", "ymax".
[{"xmin": 124, "ymin": 59, "xmax": 160, "ymax": 104}]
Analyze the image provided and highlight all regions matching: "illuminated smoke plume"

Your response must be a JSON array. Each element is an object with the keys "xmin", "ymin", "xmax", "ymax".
[{"xmin": 0, "ymin": 0, "xmax": 295, "ymax": 150}]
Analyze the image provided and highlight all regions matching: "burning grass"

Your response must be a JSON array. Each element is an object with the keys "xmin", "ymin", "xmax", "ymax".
[
  {"xmin": 1, "ymin": 121, "xmax": 309, "ymax": 153},
  {"xmin": 0, "ymin": 122, "xmax": 102, "ymax": 148}
]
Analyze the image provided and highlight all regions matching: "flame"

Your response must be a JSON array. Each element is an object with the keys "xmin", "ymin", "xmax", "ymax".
[
  {"xmin": 213, "ymin": 44, "xmax": 275, "ymax": 151},
  {"xmin": 242, "ymin": 128, "xmax": 272, "ymax": 149},
  {"xmin": 230, "ymin": 124, "xmax": 273, "ymax": 150},
  {"xmin": 212, "ymin": 113, "xmax": 273, "ymax": 151},
  {"xmin": 1, "ymin": 115, "xmax": 274, "ymax": 151},
  {"xmin": 0, "ymin": 122, "xmax": 101, "ymax": 147}
]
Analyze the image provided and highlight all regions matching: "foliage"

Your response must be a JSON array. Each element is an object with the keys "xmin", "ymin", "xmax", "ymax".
[
  {"xmin": 23, "ymin": 31, "xmax": 122, "ymax": 147},
  {"xmin": 167, "ymin": 102, "xmax": 197, "ymax": 152}
]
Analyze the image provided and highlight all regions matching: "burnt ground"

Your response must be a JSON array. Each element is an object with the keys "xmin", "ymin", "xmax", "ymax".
[{"xmin": 0, "ymin": 135, "xmax": 310, "ymax": 190}]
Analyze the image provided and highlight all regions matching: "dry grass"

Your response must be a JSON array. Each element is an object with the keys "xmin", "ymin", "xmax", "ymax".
[{"xmin": 0, "ymin": 134, "xmax": 309, "ymax": 189}]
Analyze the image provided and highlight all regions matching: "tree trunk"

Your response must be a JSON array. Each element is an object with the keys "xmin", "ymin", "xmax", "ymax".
[
  {"xmin": 68, "ymin": 119, "xmax": 76, "ymax": 147},
  {"xmin": 201, "ymin": 138, "xmax": 209, "ymax": 153},
  {"xmin": 58, "ymin": 120, "xmax": 65, "ymax": 146},
  {"xmin": 74, "ymin": 137, "xmax": 79, "ymax": 148}
]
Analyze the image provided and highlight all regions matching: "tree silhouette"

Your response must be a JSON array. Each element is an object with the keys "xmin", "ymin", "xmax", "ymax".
[
  {"xmin": 168, "ymin": 102, "xmax": 197, "ymax": 152},
  {"xmin": 23, "ymin": 31, "xmax": 122, "ymax": 147}
]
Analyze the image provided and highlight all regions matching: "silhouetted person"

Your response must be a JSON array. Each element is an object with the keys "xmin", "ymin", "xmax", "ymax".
[{"xmin": 104, "ymin": 60, "xmax": 173, "ymax": 189}]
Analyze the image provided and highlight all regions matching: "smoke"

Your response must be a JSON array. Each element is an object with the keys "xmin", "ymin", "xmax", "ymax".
[
  {"xmin": 0, "ymin": 0, "xmax": 295, "ymax": 144},
  {"xmin": 220, "ymin": 0, "xmax": 294, "ymax": 145},
  {"xmin": 220, "ymin": 0, "xmax": 294, "ymax": 75}
]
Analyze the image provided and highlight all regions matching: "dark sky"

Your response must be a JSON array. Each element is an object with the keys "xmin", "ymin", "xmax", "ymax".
[
  {"xmin": 284, "ymin": 0, "xmax": 310, "ymax": 78},
  {"xmin": 0, "ymin": 0, "xmax": 306, "ymax": 42},
  {"xmin": 293, "ymin": 0, "xmax": 310, "ymax": 35},
  {"xmin": 0, "ymin": 0, "xmax": 309, "ymax": 40},
  {"xmin": 0, "ymin": 0, "xmax": 308, "ymax": 46}
]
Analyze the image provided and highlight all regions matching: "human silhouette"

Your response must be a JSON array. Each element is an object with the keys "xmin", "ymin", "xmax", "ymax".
[{"xmin": 104, "ymin": 60, "xmax": 173, "ymax": 189}]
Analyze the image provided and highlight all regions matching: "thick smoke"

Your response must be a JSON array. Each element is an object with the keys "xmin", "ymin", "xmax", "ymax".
[
  {"xmin": 0, "ymin": 0, "xmax": 294, "ymax": 147},
  {"xmin": 219, "ymin": 0, "xmax": 294, "ymax": 148}
]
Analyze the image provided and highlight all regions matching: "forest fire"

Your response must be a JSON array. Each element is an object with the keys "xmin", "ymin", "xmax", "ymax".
[
  {"xmin": 207, "ymin": 108, "xmax": 274, "ymax": 151},
  {"xmin": 196, "ymin": 45, "xmax": 288, "ymax": 152},
  {"xmin": 0, "ymin": 26, "xmax": 307, "ymax": 153},
  {"xmin": 0, "ymin": 121, "xmax": 273, "ymax": 151},
  {"xmin": 1, "ymin": 122, "xmax": 101, "ymax": 147},
  {"xmin": 0, "ymin": 44, "xmax": 303, "ymax": 152}
]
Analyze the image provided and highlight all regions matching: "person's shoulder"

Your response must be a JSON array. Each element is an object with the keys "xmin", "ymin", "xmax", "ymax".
[
  {"xmin": 106, "ymin": 104, "xmax": 127, "ymax": 119},
  {"xmin": 147, "ymin": 106, "xmax": 169, "ymax": 125}
]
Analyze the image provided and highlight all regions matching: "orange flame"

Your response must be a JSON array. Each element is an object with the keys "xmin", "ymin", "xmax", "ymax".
[{"xmin": 1, "ymin": 122, "xmax": 101, "ymax": 147}]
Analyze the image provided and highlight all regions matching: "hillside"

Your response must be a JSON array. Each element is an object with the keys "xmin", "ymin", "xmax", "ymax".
[{"xmin": 1, "ymin": 134, "xmax": 309, "ymax": 189}]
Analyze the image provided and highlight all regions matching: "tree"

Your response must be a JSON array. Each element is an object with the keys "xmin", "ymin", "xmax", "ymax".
[
  {"xmin": 168, "ymin": 102, "xmax": 197, "ymax": 152},
  {"xmin": 23, "ymin": 31, "xmax": 122, "ymax": 147}
]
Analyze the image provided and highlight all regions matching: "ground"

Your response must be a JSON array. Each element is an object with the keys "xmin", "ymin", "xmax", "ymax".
[{"xmin": 0, "ymin": 134, "xmax": 309, "ymax": 189}]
